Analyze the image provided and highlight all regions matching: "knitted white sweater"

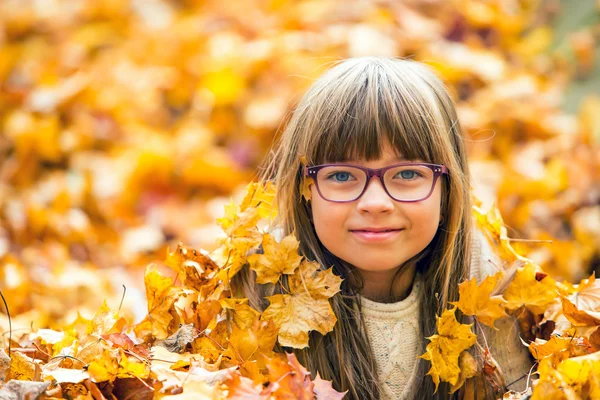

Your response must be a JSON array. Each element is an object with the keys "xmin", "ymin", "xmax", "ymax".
[
  {"xmin": 359, "ymin": 229, "xmax": 533, "ymax": 399},
  {"xmin": 360, "ymin": 277, "xmax": 422, "ymax": 399}
]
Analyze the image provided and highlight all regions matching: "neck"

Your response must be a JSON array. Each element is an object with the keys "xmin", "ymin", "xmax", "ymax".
[{"xmin": 356, "ymin": 261, "xmax": 417, "ymax": 303}]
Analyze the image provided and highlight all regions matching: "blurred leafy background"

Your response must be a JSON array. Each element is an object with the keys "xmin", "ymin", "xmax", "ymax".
[{"xmin": 0, "ymin": 0, "xmax": 599, "ymax": 331}]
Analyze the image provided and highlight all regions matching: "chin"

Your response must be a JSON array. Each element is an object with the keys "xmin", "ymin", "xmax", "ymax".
[{"xmin": 353, "ymin": 260, "xmax": 407, "ymax": 273}]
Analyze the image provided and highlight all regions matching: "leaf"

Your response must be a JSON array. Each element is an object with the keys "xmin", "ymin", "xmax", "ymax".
[
  {"xmin": 560, "ymin": 296, "xmax": 600, "ymax": 326},
  {"xmin": 0, "ymin": 381, "xmax": 50, "ymax": 400},
  {"xmin": 502, "ymin": 263, "xmax": 558, "ymax": 314},
  {"xmin": 42, "ymin": 367, "xmax": 90, "ymax": 383},
  {"xmin": 117, "ymin": 349, "xmax": 150, "ymax": 379},
  {"xmin": 136, "ymin": 264, "xmax": 182, "ymax": 339},
  {"xmin": 262, "ymin": 260, "xmax": 342, "ymax": 348},
  {"xmin": 217, "ymin": 202, "xmax": 261, "ymax": 238},
  {"xmin": 419, "ymin": 307, "xmax": 477, "ymax": 392},
  {"xmin": 87, "ymin": 348, "xmax": 119, "ymax": 382},
  {"xmin": 263, "ymin": 353, "xmax": 314, "ymax": 399},
  {"xmin": 240, "ymin": 181, "xmax": 278, "ymax": 221},
  {"xmin": 299, "ymin": 156, "xmax": 313, "ymax": 201},
  {"xmin": 247, "ymin": 233, "xmax": 303, "ymax": 284},
  {"xmin": 157, "ymin": 323, "xmax": 201, "ymax": 353},
  {"xmin": 86, "ymin": 300, "xmax": 127, "ymax": 336},
  {"xmin": 6, "ymin": 351, "xmax": 37, "ymax": 381},
  {"xmin": 449, "ymin": 351, "xmax": 478, "ymax": 394},
  {"xmin": 525, "ymin": 335, "xmax": 573, "ymax": 362},
  {"xmin": 313, "ymin": 372, "xmax": 346, "ymax": 399},
  {"xmin": 451, "ymin": 272, "xmax": 507, "ymax": 328},
  {"xmin": 301, "ymin": 176, "xmax": 314, "ymax": 202},
  {"xmin": 165, "ymin": 243, "xmax": 220, "ymax": 289}
]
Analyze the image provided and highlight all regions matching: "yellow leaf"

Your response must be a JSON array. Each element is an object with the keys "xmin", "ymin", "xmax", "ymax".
[
  {"xmin": 450, "ymin": 272, "xmax": 507, "ymax": 328},
  {"xmin": 300, "ymin": 156, "xmax": 313, "ymax": 201},
  {"xmin": 262, "ymin": 260, "xmax": 342, "ymax": 348},
  {"xmin": 117, "ymin": 349, "xmax": 149, "ymax": 379},
  {"xmin": 86, "ymin": 300, "xmax": 126, "ymax": 336},
  {"xmin": 560, "ymin": 296, "xmax": 600, "ymax": 326},
  {"xmin": 526, "ymin": 335, "xmax": 573, "ymax": 362},
  {"xmin": 502, "ymin": 263, "xmax": 557, "ymax": 314},
  {"xmin": 216, "ymin": 202, "xmax": 261, "ymax": 238},
  {"xmin": 87, "ymin": 348, "xmax": 119, "ymax": 382},
  {"xmin": 247, "ymin": 233, "xmax": 303, "ymax": 284},
  {"xmin": 240, "ymin": 181, "xmax": 278, "ymax": 221},
  {"xmin": 449, "ymin": 351, "xmax": 478, "ymax": 394},
  {"xmin": 419, "ymin": 307, "xmax": 477, "ymax": 392},
  {"xmin": 6, "ymin": 351, "xmax": 37, "ymax": 381}
]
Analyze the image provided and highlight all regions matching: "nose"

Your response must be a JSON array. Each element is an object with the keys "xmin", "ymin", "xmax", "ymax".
[{"xmin": 356, "ymin": 176, "xmax": 395, "ymax": 213}]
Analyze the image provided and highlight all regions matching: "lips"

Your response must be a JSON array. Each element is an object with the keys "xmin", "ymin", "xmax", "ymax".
[
  {"xmin": 349, "ymin": 228, "xmax": 404, "ymax": 242},
  {"xmin": 350, "ymin": 228, "xmax": 402, "ymax": 232}
]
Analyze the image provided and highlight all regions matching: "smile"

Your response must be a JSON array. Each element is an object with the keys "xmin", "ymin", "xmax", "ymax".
[{"xmin": 350, "ymin": 229, "xmax": 403, "ymax": 242}]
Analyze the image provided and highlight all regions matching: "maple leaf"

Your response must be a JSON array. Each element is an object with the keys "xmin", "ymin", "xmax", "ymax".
[
  {"xmin": 6, "ymin": 351, "xmax": 38, "ymax": 381},
  {"xmin": 299, "ymin": 156, "xmax": 314, "ymax": 202},
  {"xmin": 525, "ymin": 335, "xmax": 574, "ymax": 362},
  {"xmin": 86, "ymin": 300, "xmax": 127, "ymax": 336},
  {"xmin": 451, "ymin": 272, "xmax": 507, "ymax": 328},
  {"xmin": 560, "ymin": 296, "xmax": 600, "ymax": 326},
  {"xmin": 262, "ymin": 353, "xmax": 314, "ymax": 399},
  {"xmin": 262, "ymin": 260, "xmax": 342, "ymax": 348},
  {"xmin": 559, "ymin": 273, "xmax": 600, "ymax": 327},
  {"xmin": 214, "ymin": 202, "xmax": 262, "ymax": 281},
  {"xmin": 217, "ymin": 201, "xmax": 262, "ymax": 238},
  {"xmin": 87, "ymin": 348, "xmax": 119, "ymax": 382},
  {"xmin": 532, "ymin": 351, "xmax": 600, "ymax": 399},
  {"xmin": 420, "ymin": 307, "xmax": 477, "ymax": 392},
  {"xmin": 117, "ymin": 349, "xmax": 150, "ymax": 379},
  {"xmin": 225, "ymin": 312, "xmax": 277, "ymax": 364},
  {"xmin": 165, "ymin": 243, "xmax": 220, "ymax": 290},
  {"xmin": 157, "ymin": 323, "xmax": 201, "ymax": 353},
  {"xmin": 0, "ymin": 381, "xmax": 50, "ymax": 400},
  {"xmin": 247, "ymin": 233, "xmax": 303, "ymax": 284},
  {"xmin": 135, "ymin": 264, "xmax": 182, "ymax": 340},
  {"xmin": 240, "ymin": 180, "xmax": 278, "ymax": 221},
  {"xmin": 313, "ymin": 372, "xmax": 347, "ymax": 399},
  {"xmin": 472, "ymin": 204, "xmax": 530, "ymax": 264},
  {"xmin": 502, "ymin": 262, "xmax": 558, "ymax": 315},
  {"xmin": 449, "ymin": 351, "xmax": 478, "ymax": 394}
]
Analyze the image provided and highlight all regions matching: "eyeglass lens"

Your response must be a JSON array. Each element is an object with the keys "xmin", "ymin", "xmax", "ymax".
[{"xmin": 315, "ymin": 165, "xmax": 436, "ymax": 201}]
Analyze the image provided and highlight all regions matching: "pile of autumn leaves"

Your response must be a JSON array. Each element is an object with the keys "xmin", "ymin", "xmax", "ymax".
[
  {"xmin": 0, "ymin": 182, "xmax": 344, "ymax": 399},
  {"xmin": 424, "ymin": 202, "xmax": 600, "ymax": 398},
  {"xmin": 2, "ymin": 181, "xmax": 600, "ymax": 399}
]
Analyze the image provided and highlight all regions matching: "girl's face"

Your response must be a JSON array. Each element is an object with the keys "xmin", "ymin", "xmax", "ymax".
[{"xmin": 309, "ymin": 141, "xmax": 443, "ymax": 275}]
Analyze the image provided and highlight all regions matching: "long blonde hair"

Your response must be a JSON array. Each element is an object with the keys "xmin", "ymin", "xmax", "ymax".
[{"xmin": 233, "ymin": 57, "xmax": 476, "ymax": 399}]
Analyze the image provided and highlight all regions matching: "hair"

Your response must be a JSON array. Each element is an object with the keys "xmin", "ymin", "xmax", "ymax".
[{"xmin": 232, "ymin": 57, "xmax": 491, "ymax": 399}]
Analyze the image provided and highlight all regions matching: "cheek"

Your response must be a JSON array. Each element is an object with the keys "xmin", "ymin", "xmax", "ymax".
[{"xmin": 309, "ymin": 190, "xmax": 348, "ymax": 249}]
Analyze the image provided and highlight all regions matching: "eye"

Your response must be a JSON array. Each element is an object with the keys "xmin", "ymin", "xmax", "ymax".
[
  {"xmin": 326, "ymin": 171, "xmax": 355, "ymax": 182},
  {"xmin": 396, "ymin": 170, "xmax": 421, "ymax": 180}
]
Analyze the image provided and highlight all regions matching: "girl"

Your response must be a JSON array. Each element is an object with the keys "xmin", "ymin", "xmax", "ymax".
[{"xmin": 233, "ymin": 57, "xmax": 533, "ymax": 399}]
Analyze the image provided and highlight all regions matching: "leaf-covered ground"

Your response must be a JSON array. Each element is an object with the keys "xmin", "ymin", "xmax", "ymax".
[{"xmin": 1, "ymin": 0, "xmax": 599, "ymax": 398}]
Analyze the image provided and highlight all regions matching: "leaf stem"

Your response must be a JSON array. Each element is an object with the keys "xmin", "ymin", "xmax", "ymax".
[{"xmin": 0, "ymin": 288, "xmax": 11, "ymax": 355}]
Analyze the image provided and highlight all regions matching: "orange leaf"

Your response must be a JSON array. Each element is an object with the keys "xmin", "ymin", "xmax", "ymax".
[
  {"xmin": 262, "ymin": 260, "xmax": 342, "ymax": 348},
  {"xmin": 247, "ymin": 233, "xmax": 303, "ymax": 284},
  {"xmin": 560, "ymin": 296, "xmax": 600, "ymax": 327},
  {"xmin": 419, "ymin": 307, "xmax": 477, "ymax": 392},
  {"xmin": 502, "ymin": 263, "xmax": 557, "ymax": 314},
  {"xmin": 451, "ymin": 272, "xmax": 507, "ymax": 328}
]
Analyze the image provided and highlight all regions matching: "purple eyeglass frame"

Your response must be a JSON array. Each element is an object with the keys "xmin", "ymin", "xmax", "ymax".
[{"xmin": 304, "ymin": 162, "xmax": 449, "ymax": 203}]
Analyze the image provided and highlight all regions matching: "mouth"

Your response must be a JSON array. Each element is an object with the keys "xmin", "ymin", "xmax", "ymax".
[
  {"xmin": 350, "ymin": 229, "xmax": 401, "ymax": 233},
  {"xmin": 349, "ymin": 228, "xmax": 404, "ymax": 242},
  {"xmin": 349, "ymin": 227, "xmax": 403, "ymax": 233}
]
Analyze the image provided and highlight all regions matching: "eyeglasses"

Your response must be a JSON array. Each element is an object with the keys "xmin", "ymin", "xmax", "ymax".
[{"xmin": 304, "ymin": 162, "xmax": 448, "ymax": 203}]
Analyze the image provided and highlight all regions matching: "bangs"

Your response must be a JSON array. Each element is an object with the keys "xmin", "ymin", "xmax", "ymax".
[{"xmin": 304, "ymin": 59, "xmax": 441, "ymax": 166}]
